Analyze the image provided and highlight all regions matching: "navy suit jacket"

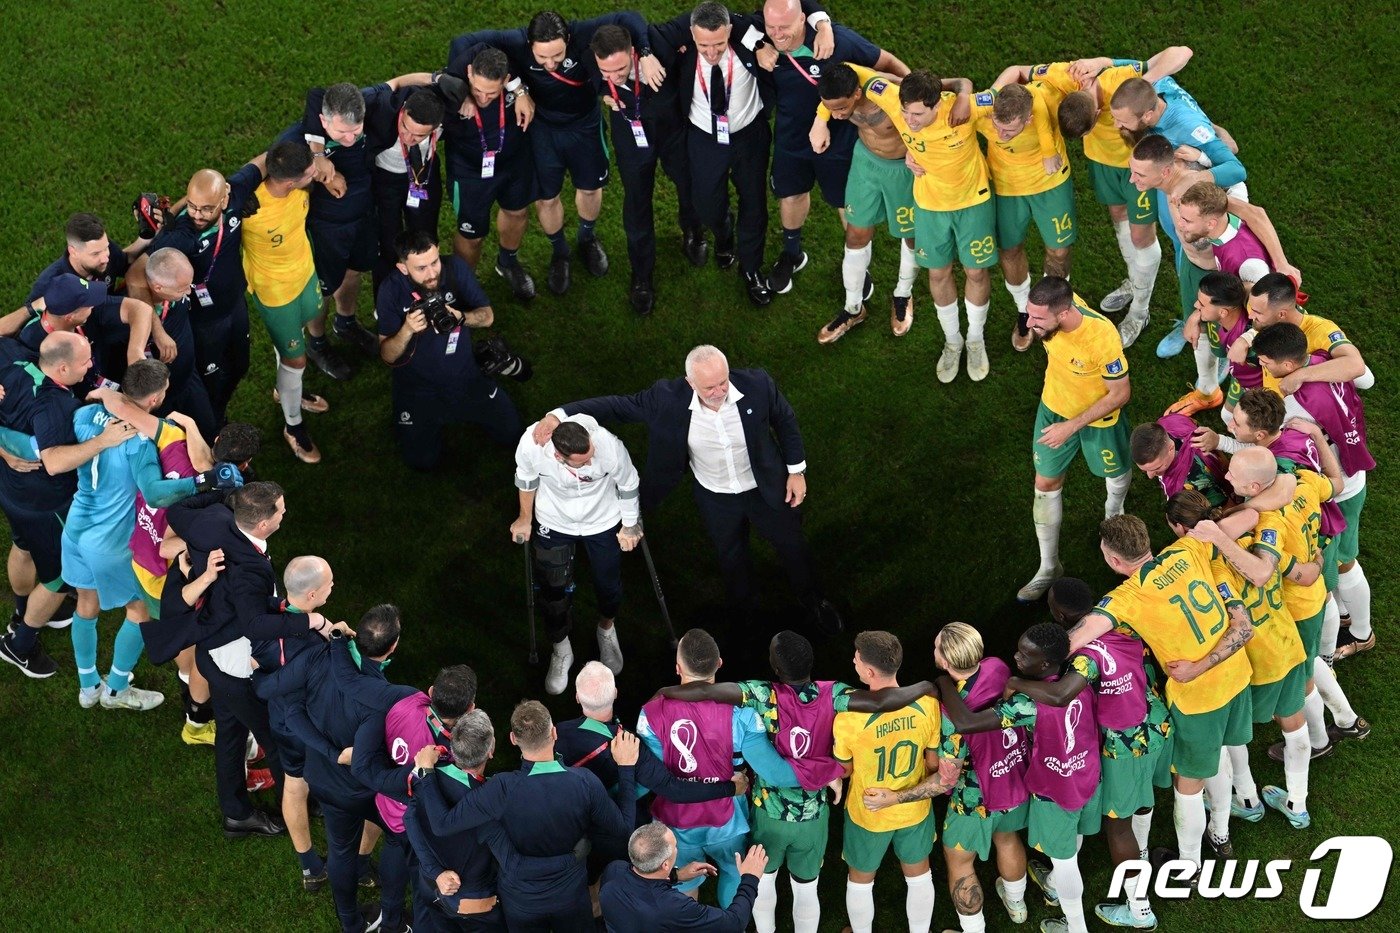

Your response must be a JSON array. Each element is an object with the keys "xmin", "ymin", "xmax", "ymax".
[{"xmin": 562, "ymin": 368, "xmax": 805, "ymax": 512}]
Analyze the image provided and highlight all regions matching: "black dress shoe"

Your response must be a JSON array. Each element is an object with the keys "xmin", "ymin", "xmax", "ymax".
[
  {"xmin": 744, "ymin": 271, "xmax": 773, "ymax": 307},
  {"xmin": 547, "ymin": 254, "xmax": 571, "ymax": 295},
  {"xmin": 223, "ymin": 808, "xmax": 286, "ymax": 839},
  {"xmin": 629, "ymin": 279, "xmax": 655, "ymax": 317},
  {"xmin": 578, "ymin": 237, "xmax": 609, "ymax": 277},
  {"xmin": 494, "ymin": 262, "xmax": 536, "ymax": 301},
  {"xmin": 715, "ymin": 216, "xmax": 737, "ymax": 270},
  {"xmin": 682, "ymin": 228, "xmax": 708, "ymax": 267}
]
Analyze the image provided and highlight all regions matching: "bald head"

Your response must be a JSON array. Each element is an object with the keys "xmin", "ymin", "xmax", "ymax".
[
  {"xmin": 146, "ymin": 248, "xmax": 194, "ymax": 294},
  {"xmin": 188, "ymin": 169, "xmax": 227, "ymax": 201},
  {"xmin": 763, "ymin": 0, "xmax": 805, "ymax": 50},
  {"xmin": 37, "ymin": 331, "xmax": 92, "ymax": 385},
  {"xmin": 1232, "ymin": 447, "xmax": 1278, "ymax": 488},
  {"xmin": 283, "ymin": 556, "xmax": 332, "ymax": 609}
]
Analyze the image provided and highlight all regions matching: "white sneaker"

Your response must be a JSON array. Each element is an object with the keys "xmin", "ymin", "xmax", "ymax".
[
  {"xmin": 101, "ymin": 683, "xmax": 165, "ymax": 711},
  {"xmin": 936, "ymin": 340, "xmax": 963, "ymax": 384},
  {"xmin": 1118, "ymin": 308, "xmax": 1150, "ymax": 348},
  {"xmin": 1100, "ymin": 278, "xmax": 1133, "ymax": 313},
  {"xmin": 597, "ymin": 625, "xmax": 624, "ymax": 675},
  {"xmin": 1016, "ymin": 562, "xmax": 1063, "ymax": 603},
  {"xmin": 995, "ymin": 877, "xmax": 1029, "ymax": 924},
  {"xmin": 545, "ymin": 638, "xmax": 574, "ymax": 695},
  {"xmin": 79, "ymin": 678, "xmax": 107, "ymax": 709},
  {"xmin": 966, "ymin": 341, "xmax": 990, "ymax": 381}
]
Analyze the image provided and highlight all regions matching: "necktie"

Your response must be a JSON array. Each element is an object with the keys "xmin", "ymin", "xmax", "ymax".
[
  {"xmin": 408, "ymin": 141, "xmax": 424, "ymax": 173},
  {"xmin": 710, "ymin": 62, "xmax": 727, "ymax": 117}
]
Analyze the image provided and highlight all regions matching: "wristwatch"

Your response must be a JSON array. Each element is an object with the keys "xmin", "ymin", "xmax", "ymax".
[{"xmin": 412, "ymin": 766, "xmax": 430, "ymax": 780}]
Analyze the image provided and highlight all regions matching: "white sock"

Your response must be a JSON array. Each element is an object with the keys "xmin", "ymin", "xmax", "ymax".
[
  {"xmin": 965, "ymin": 300, "xmax": 989, "ymax": 342},
  {"xmin": 1204, "ymin": 748, "xmax": 1233, "ymax": 838},
  {"xmin": 754, "ymin": 872, "xmax": 778, "ymax": 933},
  {"xmin": 1282, "ymin": 724, "xmax": 1310, "ymax": 812},
  {"xmin": 1173, "ymin": 789, "xmax": 1206, "ymax": 867},
  {"xmin": 1129, "ymin": 239, "xmax": 1161, "ymax": 313},
  {"xmin": 1105, "ymin": 473, "xmax": 1131, "ymax": 518},
  {"xmin": 1050, "ymin": 857, "xmax": 1087, "ymax": 933},
  {"xmin": 895, "ymin": 240, "xmax": 918, "ymax": 298},
  {"xmin": 1321, "ymin": 597, "xmax": 1341, "ymax": 657},
  {"xmin": 1033, "ymin": 488, "xmax": 1063, "ymax": 571},
  {"xmin": 958, "ymin": 909, "xmax": 986, "ymax": 932},
  {"xmin": 1131, "ymin": 811, "xmax": 1152, "ymax": 854},
  {"xmin": 1337, "ymin": 563, "xmax": 1372, "ymax": 639},
  {"xmin": 790, "ymin": 876, "xmax": 820, "ymax": 933},
  {"xmin": 842, "ymin": 244, "xmax": 873, "ymax": 313},
  {"xmin": 936, "ymin": 301, "xmax": 962, "ymax": 343},
  {"xmin": 276, "ymin": 361, "xmax": 304, "ymax": 427},
  {"xmin": 1226, "ymin": 744, "xmax": 1257, "ymax": 805},
  {"xmin": 1002, "ymin": 873, "xmax": 1027, "ymax": 902},
  {"xmin": 904, "ymin": 871, "xmax": 935, "ymax": 933},
  {"xmin": 1113, "ymin": 219, "xmax": 1135, "ymax": 271},
  {"xmin": 845, "ymin": 880, "xmax": 875, "ymax": 933},
  {"xmin": 1194, "ymin": 336, "xmax": 1218, "ymax": 395},
  {"xmin": 1313, "ymin": 658, "xmax": 1357, "ymax": 728},
  {"xmin": 1303, "ymin": 686, "xmax": 1328, "ymax": 747},
  {"xmin": 1005, "ymin": 277, "xmax": 1031, "ymax": 317}
]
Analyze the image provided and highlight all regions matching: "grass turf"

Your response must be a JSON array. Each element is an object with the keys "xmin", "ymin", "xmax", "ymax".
[{"xmin": 0, "ymin": 0, "xmax": 1396, "ymax": 929}]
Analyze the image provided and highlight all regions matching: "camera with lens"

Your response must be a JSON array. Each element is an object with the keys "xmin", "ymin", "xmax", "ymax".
[
  {"xmin": 474, "ymin": 335, "xmax": 533, "ymax": 382},
  {"xmin": 410, "ymin": 292, "xmax": 459, "ymax": 334}
]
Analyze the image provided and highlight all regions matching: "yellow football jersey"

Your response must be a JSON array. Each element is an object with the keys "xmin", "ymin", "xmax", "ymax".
[
  {"xmin": 242, "ymin": 182, "xmax": 315, "ymax": 307},
  {"xmin": 833, "ymin": 700, "xmax": 938, "ymax": 832},
  {"xmin": 1275, "ymin": 468, "xmax": 1333, "ymax": 622},
  {"xmin": 1095, "ymin": 535, "xmax": 1252, "ymax": 714},
  {"xmin": 1233, "ymin": 515, "xmax": 1305, "ymax": 686},
  {"xmin": 974, "ymin": 83, "xmax": 1071, "ymax": 197},
  {"xmin": 1260, "ymin": 313, "xmax": 1352, "ymax": 394},
  {"xmin": 1032, "ymin": 60, "xmax": 1146, "ymax": 168},
  {"xmin": 862, "ymin": 73, "xmax": 991, "ymax": 212},
  {"xmin": 1040, "ymin": 296, "xmax": 1128, "ymax": 425}
]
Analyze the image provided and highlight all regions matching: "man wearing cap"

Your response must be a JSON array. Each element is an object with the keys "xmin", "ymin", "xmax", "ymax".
[{"xmin": 8, "ymin": 275, "xmax": 156, "ymax": 396}]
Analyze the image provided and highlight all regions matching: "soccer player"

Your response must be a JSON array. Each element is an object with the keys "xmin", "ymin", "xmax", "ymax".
[
  {"xmin": 1233, "ymin": 272, "xmax": 1369, "ymax": 397},
  {"xmin": 638, "ymin": 628, "xmax": 804, "ymax": 908},
  {"xmin": 939, "ymin": 623, "xmax": 1102, "ymax": 933},
  {"xmin": 1069, "ymin": 514, "xmax": 1254, "ymax": 873},
  {"xmin": 1018, "ymin": 276, "xmax": 1131, "ymax": 602},
  {"xmin": 1175, "ymin": 181, "xmax": 1277, "ymax": 283},
  {"xmin": 64, "ymin": 360, "xmax": 242, "ymax": 710},
  {"xmin": 1039, "ymin": 49, "xmax": 1192, "ymax": 320},
  {"xmin": 1129, "ymin": 414, "xmax": 1231, "ymax": 506},
  {"xmin": 1255, "ymin": 322, "xmax": 1375, "ymax": 659},
  {"xmin": 810, "ymin": 64, "xmax": 970, "ymax": 342},
  {"xmin": 834, "ymin": 630, "xmax": 945, "ymax": 933},
  {"xmin": 0, "ymin": 332, "xmax": 133, "ymax": 679},
  {"xmin": 861, "ymin": 69, "xmax": 996, "ymax": 382},
  {"xmin": 1109, "ymin": 73, "xmax": 1246, "ymax": 192},
  {"xmin": 511, "ymin": 414, "xmax": 642, "ymax": 693},
  {"xmin": 928, "ymin": 623, "xmax": 1031, "ymax": 933},
  {"xmin": 1181, "ymin": 272, "xmax": 1255, "ymax": 424},
  {"xmin": 757, "ymin": 0, "xmax": 905, "ymax": 298},
  {"xmin": 969, "ymin": 70, "xmax": 1076, "ymax": 354},
  {"xmin": 441, "ymin": 44, "xmax": 537, "ymax": 300},
  {"xmin": 239, "ymin": 138, "xmax": 328, "ymax": 464}
]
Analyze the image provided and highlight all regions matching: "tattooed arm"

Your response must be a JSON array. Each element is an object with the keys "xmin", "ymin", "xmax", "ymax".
[
  {"xmin": 860, "ymin": 750, "xmax": 959, "ymax": 811},
  {"xmin": 1165, "ymin": 603, "xmax": 1254, "ymax": 683}
]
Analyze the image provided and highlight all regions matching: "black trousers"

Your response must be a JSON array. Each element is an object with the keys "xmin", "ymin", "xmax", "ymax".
[
  {"xmin": 611, "ymin": 109, "xmax": 699, "ymax": 284},
  {"xmin": 500, "ymin": 883, "xmax": 593, "ymax": 933},
  {"xmin": 692, "ymin": 484, "xmax": 814, "ymax": 613},
  {"xmin": 322, "ymin": 794, "xmax": 384, "ymax": 932},
  {"xmin": 196, "ymin": 646, "xmax": 284, "ymax": 821},
  {"xmin": 393, "ymin": 382, "xmax": 521, "ymax": 471},
  {"xmin": 190, "ymin": 298, "xmax": 251, "ymax": 426},
  {"xmin": 686, "ymin": 119, "xmax": 771, "ymax": 275},
  {"xmin": 373, "ymin": 164, "xmax": 444, "ymax": 295}
]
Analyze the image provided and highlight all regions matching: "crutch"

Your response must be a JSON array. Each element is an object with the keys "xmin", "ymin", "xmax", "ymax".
[
  {"xmin": 639, "ymin": 537, "xmax": 679, "ymax": 647},
  {"xmin": 518, "ymin": 538, "xmax": 538, "ymax": 664}
]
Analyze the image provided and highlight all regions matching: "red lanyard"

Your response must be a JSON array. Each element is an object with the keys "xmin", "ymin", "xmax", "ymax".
[
  {"xmin": 606, "ymin": 51, "xmax": 643, "ymax": 121},
  {"xmin": 546, "ymin": 67, "xmax": 585, "ymax": 88},
  {"xmin": 784, "ymin": 53, "xmax": 817, "ymax": 85},
  {"xmin": 472, "ymin": 95, "xmax": 507, "ymax": 153},
  {"xmin": 398, "ymin": 109, "xmax": 438, "ymax": 183},
  {"xmin": 695, "ymin": 50, "xmax": 734, "ymax": 113}
]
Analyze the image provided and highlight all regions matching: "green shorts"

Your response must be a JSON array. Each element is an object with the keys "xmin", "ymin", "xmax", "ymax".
[
  {"xmin": 752, "ymin": 804, "xmax": 828, "ymax": 881},
  {"xmin": 1100, "ymin": 749, "xmax": 1160, "ymax": 819},
  {"xmin": 942, "ymin": 801, "xmax": 1029, "ymax": 862},
  {"xmin": 844, "ymin": 142, "xmax": 915, "ymax": 239},
  {"xmin": 1168, "ymin": 690, "xmax": 1253, "ymax": 780},
  {"xmin": 995, "ymin": 179, "xmax": 1077, "ymax": 250},
  {"xmin": 1297, "ymin": 606, "xmax": 1325, "ymax": 667},
  {"xmin": 141, "ymin": 589, "xmax": 162, "ymax": 620},
  {"xmin": 1251, "ymin": 660, "xmax": 1308, "ymax": 723},
  {"xmin": 1322, "ymin": 532, "xmax": 1341, "ymax": 593},
  {"xmin": 1172, "ymin": 245, "xmax": 1210, "ymax": 321},
  {"xmin": 1032, "ymin": 402, "xmax": 1130, "ymax": 480},
  {"xmin": 1152, "ymin": 732, "xmax": 1175, "ymax": 789},
  {"xmin": 1028, "ymin": 787, "xmax": 1102, "ymax": 860},
  {"xmin": 1335, "ymin": 487, "xmax": 1366, "ymax": 565},
  {"xmin": 249, "ymin": 275, "xmax": 321, "ymax": 360},
  {"xmin": 842, "ymin": 809, "xmax": 936, "ymax": 874},
  {"xmin": 1089, "ymin": 161, "xmax": 1157, "ymax": 225},
  {"xmin": 913, "ymin": 198, "xmax": 997, "ymax": 270}
]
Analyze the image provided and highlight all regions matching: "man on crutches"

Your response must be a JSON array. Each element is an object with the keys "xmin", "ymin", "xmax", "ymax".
[{"xmin": 511, "ymin": 414, "xmax": 642, "ymax": 695}]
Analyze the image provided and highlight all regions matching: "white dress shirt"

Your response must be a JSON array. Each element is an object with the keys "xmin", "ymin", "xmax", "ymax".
[
  {"xmin": 374, "ymin": 134, "xmax": 436, "ymax": 173},
  {"xmin": 687, "ymin": 387, "xmax": 759, "ymax": 494},
  {"xmin": 207, "ymin": 528, "xmax": 271, "ymax": 679},
  {"xmin": 689, "ymin": 47, "xmax": 762, "ymax": 135}
]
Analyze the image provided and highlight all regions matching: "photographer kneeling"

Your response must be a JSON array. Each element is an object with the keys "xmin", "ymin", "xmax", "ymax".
[{"xmin": 378, "ymin": 230, "xmax": 527, "ymax": 470}]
